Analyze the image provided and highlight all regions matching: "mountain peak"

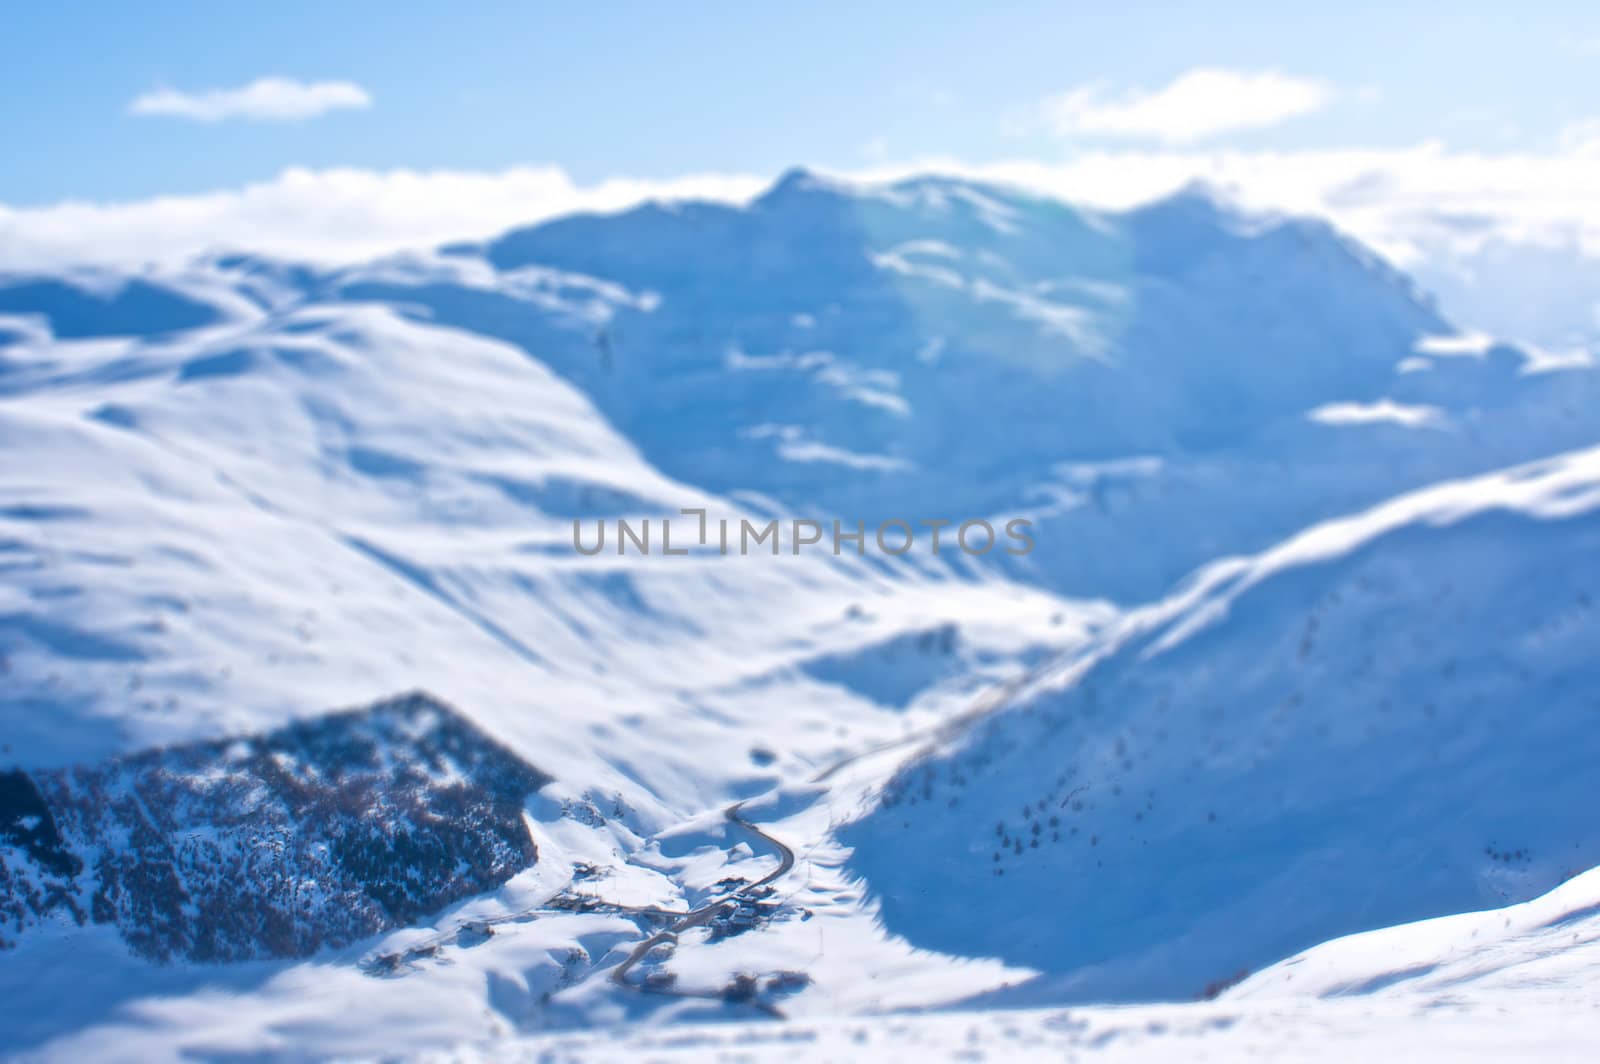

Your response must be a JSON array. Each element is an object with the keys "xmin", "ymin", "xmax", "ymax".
[
  {"xmin": 1129, "ymin": 178, "xmax": 1251, "ymax": 228},
  {"xmin": 755, "ymin": 166, "xmax": 853, "ymax": 207}
]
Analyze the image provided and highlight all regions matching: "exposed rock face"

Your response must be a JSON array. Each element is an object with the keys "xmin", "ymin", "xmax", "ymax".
[{"xmin": 0, "ymin": 692, "xmax": 549, "ymax": 962}]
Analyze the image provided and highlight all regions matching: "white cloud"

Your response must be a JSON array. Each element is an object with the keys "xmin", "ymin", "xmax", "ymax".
[
  {"xmin": 858, "ymin": 144, "xmax": 1600, "ymax": 266},
  {"xmin": 129, "ymin": 77, "xmax": 372, "ymax": 122},
  {"xmin": 1559, "ymin": 118, "xmax": 1600, "ymax": 156},
  {"xmin": 6, "ymin": 149, "xmax": 1600, "ymax": 273},
  {"xmin": 0, "ymin": 167, "xmax": 766, "ymax": 268},
  {"xmin": 1035, "ymin": 68, "xmax": 1334, "ymax": 145}
]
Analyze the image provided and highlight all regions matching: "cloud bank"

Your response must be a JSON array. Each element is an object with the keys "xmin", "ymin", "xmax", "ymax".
[
  {"xmin": 129, "ymin": 77, "xmax": 373, "ymax": 122},
  {"xmin": 6, "ymin": 144, "xmax": 1592, "ymax": 270},
  {"xmin": 0, "ymin": 167, "xmax": 766, "ymax": 267},
  {"xmin": 2, "ymin": 144, "xmax": 1599, "ymax": 347},
  {"xmin": 1034, "ymin": 69, "xmax": 1334, "ymax": 144}
]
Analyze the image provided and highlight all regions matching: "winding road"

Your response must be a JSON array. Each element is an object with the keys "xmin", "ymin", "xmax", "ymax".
[
  {"xmin": 610, "ymin": 801, "xmax": 796, "ymax": 1007},
  {"xmin": 608, "ymin": 648, "xmax": 1069, "ymax": 1011}
]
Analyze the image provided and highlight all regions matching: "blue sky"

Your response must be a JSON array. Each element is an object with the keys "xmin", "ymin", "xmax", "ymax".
[{"xmin": 3, "ymin": 1, "xmax": 1597, "ymax": 205}]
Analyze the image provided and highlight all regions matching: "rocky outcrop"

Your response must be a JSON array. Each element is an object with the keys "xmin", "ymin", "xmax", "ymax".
[{"xmin": 0, "ymin": 692, "xmax": 548, "ymax": 962}]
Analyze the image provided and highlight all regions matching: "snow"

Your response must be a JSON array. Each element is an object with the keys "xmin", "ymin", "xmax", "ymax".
[
  {"xmin": 845, "ymin": 443, "xmax": 1600, "ymax": 1004},
  {"xmin": 0, "ymin": 289, "xmax": 1090, "ymax": 814},
  {"xmin": 1415, "ymin": 331, "xmax": 1498, "ymax": 357},
  {"xmin": 394, "ymin": 868, "xmax": 1600, "ymax": 1061},
  {"xmin": 4, "ymin": 169, "xmax": 1600, "ymax": 1060}
]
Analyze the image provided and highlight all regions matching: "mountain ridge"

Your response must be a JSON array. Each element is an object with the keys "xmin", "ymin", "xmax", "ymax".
[{"xmin": 845, "ymin": 442, "xmax": 1600, "ymax": 1002}]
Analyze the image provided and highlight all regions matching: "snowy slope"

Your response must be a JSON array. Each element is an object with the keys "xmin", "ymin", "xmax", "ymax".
[
  {"xmin": 0, "ymin": 280, "xmax": 1088, "ymax": 813},
  {"xmin": 0, "ymin": 200, "xmax": 1099, "ymax": 1053},
  {"xmin": 0, "ymin": 284, "xmax": 1084, "ymax": 1052},
  {"xmin": 336, "ymin": 174, "xmax": 1456, "ymax": 595},
  {"xmin": 425, "ymin": 866, "xmax": 1600, "ymax": 1064},
  {"xmin": 846, "ymin": 443, "xmax": 1600, "ymax": 1003},
  {"xmin": 18, "ymin": 861, "xmax": 1600, "ymax": 1061},
  {"xmin": 16, "ymin": 441, "xmax": 1599, "ymax": 1060}
]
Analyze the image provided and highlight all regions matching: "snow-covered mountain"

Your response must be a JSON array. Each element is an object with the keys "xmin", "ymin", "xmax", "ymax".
[
  {"xmin": 2, "ymin": 169, "xmax": 1599, "ymax": 1060},
  {"xmin": 846, "ymin": 443, "xmax": 1600, "ymax": 1002},
  {"xmin": 329, "ymin": 170, "xmax": 1600, "ymax": 599},
  {"xmin": 0, "ymin": 280, "xmax": 1079, "ymax": 807},
  {"xmin": 13, "ymin": 172, "xmax": 1592, "ymax": 604}
]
